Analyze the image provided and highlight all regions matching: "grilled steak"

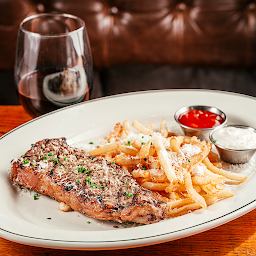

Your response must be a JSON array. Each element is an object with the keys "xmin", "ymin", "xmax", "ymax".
[{"xmin": 10, "ymin": 138, "xmax": 167, "ymax": 224}]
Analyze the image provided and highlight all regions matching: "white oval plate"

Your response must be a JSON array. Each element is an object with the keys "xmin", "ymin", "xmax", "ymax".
[{"xmin": 1, "ymin": 89, "xmax": 256, "ymax": 250}]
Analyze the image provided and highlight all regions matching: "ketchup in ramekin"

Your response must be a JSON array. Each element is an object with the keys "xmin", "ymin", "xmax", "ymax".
[{"xmin": 178, "ymin": 109, "xmax": 225, "ymax": 129}]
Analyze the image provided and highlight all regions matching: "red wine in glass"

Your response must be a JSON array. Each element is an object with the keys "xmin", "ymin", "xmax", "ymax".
[{"xmin": 15, "ymin": 13, "xmax": 93, "ymax": 118}]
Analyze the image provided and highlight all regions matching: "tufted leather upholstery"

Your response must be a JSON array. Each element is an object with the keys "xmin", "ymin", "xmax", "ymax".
[{"xmin": 1, "ymin": 0, "xmax": 256, "ymax": 71}]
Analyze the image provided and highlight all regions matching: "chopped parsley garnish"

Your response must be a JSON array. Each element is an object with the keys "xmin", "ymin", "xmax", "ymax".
[
  {"xmin": 99, "ymin": 185, "xmax": 105, "ymax": 188},
  {"xmin": 48, "ymin": 152, "xmax": 53, "ymax": 156},
  {"xmin": 89, "ymin": 142, "xmax": 94, "ymax": 144},
  {"xmin": 125, "ymin": 191, "xmax": 133, "ymax": 197},
  {"xmin": 21, "ymin": 155, "xmax": 25, "ymax": 157},
  {"xmin": 54, "ymin": 158, "xmax": 58, "ymax": 162},
  {"xmin": 86, "ymin": 176, "xmax": 91, "ymax": 183},
  {"xmin": 188, "ymin": 159, "xmax": 191, "ymax": 162},
  {"xmin": 91, "ymin": 156, "xmax": 95, "ymax": 160},
  {"xmin": 64, "ymin": 157, "xmax": 66, "ymax": 161},
  {"xmin": 87, "ymin": 221, "xmax": 90, "ymax": 224},
  {"xmin": 142, "ymin": 165, "xmax": 147, "ymax": 170},
  {"xmin": 212, "ymin": 139, "xmax": 217, "ymax": 143},
  {"xmin": 141, "ymin": 142, "xmax": 146, "ymax": 145},
  {"xmin": 125, "ymin": 141, "xmax": 131, "ymax": 146},
  {"xmin": 33, "ymin": 193, "xmax": 39, "ymax": 200},
  {"xmin": 167, "ymin": 149, "xmax": 171, "ymax": 151},
  {"xmin": 32, "ymin": 163, "xmax": 37, "ymax": 167},
  {"xmin": 91, "ymin": 184, "xmax": 97, "ymax": 188},
  {"xmin": 113, "ymin": 172, "xmax": 116, "ymax": 175},
  {"xmin": 76, "ymin": 178, "xmax": 79, "ymax": 183},
  {"xmin": 126, "ymin": 182, "xmax": 129, "ymax": 185},
  {"xmin": 77, "ymin": 167, "xmax": 89, "ymax": 173},
  {"xmin": 23, "ymin": 159, "xmax": 29, "ymax": 164}
]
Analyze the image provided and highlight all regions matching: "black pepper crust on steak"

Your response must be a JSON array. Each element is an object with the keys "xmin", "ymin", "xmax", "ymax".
[{"xmin": 9, "ymin": 138, "xmax": 167, "ymax": 224}]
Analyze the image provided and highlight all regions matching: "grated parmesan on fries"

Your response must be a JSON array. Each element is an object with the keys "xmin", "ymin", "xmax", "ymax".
[{"xmin": 87, "ymin": 119, "xmax": 247, "ymax": 218}]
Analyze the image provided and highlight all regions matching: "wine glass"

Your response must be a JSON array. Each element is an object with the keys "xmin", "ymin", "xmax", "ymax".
[{"xmin": 15, "ymin": 13, "xmax": 93, "ymax": 118}]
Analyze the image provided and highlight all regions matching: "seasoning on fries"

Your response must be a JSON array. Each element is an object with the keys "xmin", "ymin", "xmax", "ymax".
[{"xmin": 87, "ymin": 119, "xmax": 247, "ymax": 218}]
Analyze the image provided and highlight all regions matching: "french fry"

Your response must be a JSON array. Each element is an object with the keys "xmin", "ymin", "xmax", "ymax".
[
  {"xmin": 194, "ymin": 185, "xmax": 202, "ymax": 193},
  {"xmin": 104, "ymin": 152, "xmax": 113, "ymax": 162},
  {"xmin": 203, "ymin": 168, "xmax": 226, "ymax": 184},
  {"xmin": 183, "ymin": 142, "xmax": 211, "ymax": 170},
  {"xmin": 132, "ymin": 120, "xmax": 153, "ymax": 135},
  {"xmin": 212, "ymin": 162, "xmax": 222, "ymax": 168},
  {"xmin": 59, "ymin": 202, "xmax": 72, "ymax": 212},
  {"xmin": 191, "ymin": 176, "xmax": 211, "ymax": 185},
  {"xmin": 168, "ymin": 192, "xmax": 181, "ymax": 200},
  {"xmin": 174, "ymin": 183, "xmax": 186, "ymax": 192},
  {"xmin": 120, "ymin": 120, "xmax": 130, "ymax": 138},
  {"xmin": 184, "ymin": 172, "xmax": 207, "ymax": 209},
  {"xmin": 160, "ymin": 118, "xmax": 168, "ymax": 138},
  {"xmin": 208, "ymin": 151, "xmax": 220, "ymax": 163},
  {"xmin": 165, "ymin": 184, "xmax": 176, "ymax": 193},
  {"xmin": 153, "ymin": 135, "xmax": 177, "ymax": 184},
  {"xmin": 149, "ymin": 146, "xmax": 156, "ymax": 156},
  {"xmin": 88, "ymin": 142, "xmax": 119, "ymax": 156},
  {"xmin": 114, "ymin": 156, "xmax": 141, "ymax": 166},
  {"xmin": 167, "ymin": 198, "xmax": 193, "ymax": 209},
  {"xmin": 130, "ymin": 139, "xmax": 142, "ymax": 150},
  {"xmin": 201, "ymin": 183, "xmax": 218, "ymax": 195},
  {"xmin": 190, "ymin": 136, "xmax": 201, "ymax": 144},
  {"xmin": 104, "ymin": 122, "xmax": 122, "ymax": 142},
  {"xmin": 141, "ymin": 181, "xmax": 169, "ymax": 191},
  {"xmin": 167, "ymin": 202, "xmax": 202, "ymax": 217},
  {"xmin": 203, "ymin": 194, "xmax": 219, "ymax": 206},
  {"xmin": 203, "ymin": 189, "xmax": 234, "ymax": 205},
  {"xmin": 169, "ymin": 136, "xmax": 184, "ymax": 152},
  {"xmin": 215, "ymin": 189, "xmax": 234, "ymax": 199},
  {"xmin": 147, "ymin": 122, "xmax": 155, "ymax": 132},
  {"xmin": 151, "ymin": 175, "xmax": 169, "ymax": 183},
  {"xmin": 203, "ymin": 157, "xmax": 247, "ymax": 182},
  {"xmin": 138, "ymin": 139, "xmax": 151, "ymax": 159},
  {"xmin": 149, "ymin": 159, "xmax": 160, "ymax": 169},
  {"xmin": 119, "ymin": 145, "xmax": 139, "ymax": 156},
  {"xmin": 132, "ymin": 170, "xmax": 150, "ymax": 179}
]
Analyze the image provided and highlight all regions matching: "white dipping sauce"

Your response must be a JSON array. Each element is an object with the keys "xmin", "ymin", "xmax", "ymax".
[{"xmin": 213, "ymin": 126, "xmax": 256, "ymax": 150}]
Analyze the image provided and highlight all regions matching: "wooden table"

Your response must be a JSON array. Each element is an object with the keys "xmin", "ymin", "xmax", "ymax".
[{"xmin": 1, "ymin": 105, "xmax": 256, "ymax": 256}]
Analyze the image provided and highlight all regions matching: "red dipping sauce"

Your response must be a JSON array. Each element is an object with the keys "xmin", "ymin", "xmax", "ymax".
[{"xmin": 178, "ymin": 109, "xmax": 224, "ymax": 129}]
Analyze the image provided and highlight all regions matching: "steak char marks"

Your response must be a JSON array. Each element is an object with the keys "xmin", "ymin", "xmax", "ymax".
[{"xmin": 10, "ymin": 138, "xmax": 167, "ymax": 224}]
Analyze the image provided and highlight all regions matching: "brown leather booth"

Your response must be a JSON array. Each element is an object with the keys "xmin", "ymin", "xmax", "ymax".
[{"xmin": 1, "ymin": 0, "xmax": 256, "ymax": 104}]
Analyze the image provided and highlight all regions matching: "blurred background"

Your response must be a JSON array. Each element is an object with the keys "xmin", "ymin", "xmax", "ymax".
[{"xmin": 1, "ymin": 0, "xmax": 256, "ymax": 105}]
